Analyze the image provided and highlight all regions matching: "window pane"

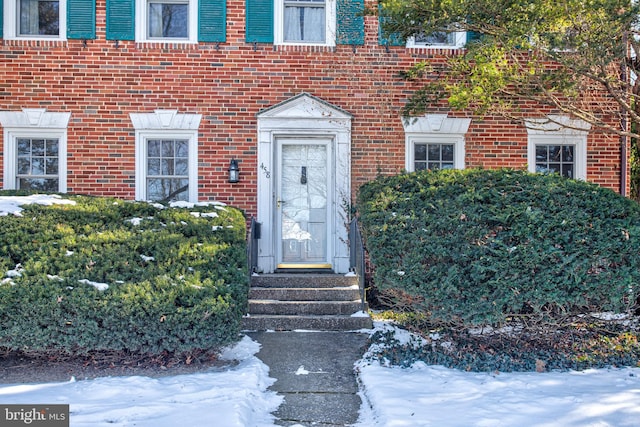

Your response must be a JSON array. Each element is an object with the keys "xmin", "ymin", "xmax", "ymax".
[
  {"xmin": 562, "ymin": 145, "xmax": 574, "ymax": 162},
  {"xmin": 442, "ymin": 145, "xmax": 454, "ymax": 162},
  {"xmin": 535, "ymin": 145, "xmax": 548, "ymax": 162},
  {"xmin": 147, "ymin": 178, "xmax": 189, "ymax": 202},
  {"xmin": 161, "ymin": 159, "xmax": 174, "ymax": 175},
  {"xmin": 31, "ymin": 158, "xmax": 44, "ymax": 175},
  {"xmin": 427, "ymin": 144, "xmax": 441, "ymax": 161},
  {"xmin": 148, "ymin": 140, "xmax": 161, "ymax": 157},
  {"xmin": 20, "ymin": 0, "xmax": 59, "ymax": 36},
  {"xmin": 415, "ymin": 162, "xmax": 427, "ymax": 171},
  {"xmin": 284, "ymin": 0, "xmax": 325, "ymax": 43},
  {"xmin": 148, "ymin": 158, "xmax": 161, "ymax": 175},
  {"xmin": 17, "ymin": 158, "xmax": 31, "ymax": 174},
  {"xmin": 175, "ymin": 158, "xmax": 188, "ymax": 175},
  {"xmin": 548, "ymin": 145, "xmax": 561, "ymax": 161},
  {"xmin": 428, "ymin": 162, "xmax": 440, "ymax": 170},
  {"xmin": 46, "ymin": 157, "xmax": 58, "ymax": 174},
  {"xmin": 32, "ymin": 139, "xmax": 45, "ymax": 156},
  {"xmin": 18, "ymin": 177, "xmax": 58, "ymax": 191},
  {"xmin": 175, "ymin": 140, "xmax": 189, "ymax": 157},
  {"xmin": 414, "ymin": 144, "xmax": 427, "ymax": 161},
  {"xmin": 562, "ymin": 164, "xmax": 574, "ymax": 179},
  {"xmin": 148, "ymin": 2, "xmax": 188, "ymax": 39},
  {"xmin": 17, "ymin": 139, "xmax": 31, "ymax": 155},
  {"xmin": 548, "ymin": 163, "xmax": 561, "ymax": 174},
  {"xmin": 162, "ymin": 140, "xmax": 175, "ymax": 157},
  {"xmin": 45, "ymin": 139, "xmax": 58, "ymax": 156}
]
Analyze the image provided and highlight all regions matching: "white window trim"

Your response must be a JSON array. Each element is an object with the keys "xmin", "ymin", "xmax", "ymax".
[
  {"xmin": 525, "ymin": 115, "xmax": 590, "ymax": 181},
  {"xmin": 130, "ymin": 110, "xmax": 201, "ymax": 202},
  {"xmin": 407, "ymin": 31, "xmax": 466, "ymax": 49},
  {"xmin": 3, "ymin": 0, "xmax": 67, "ymax": 40},
  {"xmin": 403, "ymin": 114, "xmax": 471, "ymax": 171},
  {"xmin": 135, "ymin": 0, "xmax": 198, "ymax": 43},
  {"xmin": 274, "ymin": 0, "xmax": 336, "ymax": 47},
  {"xmin": 0, "ymin": 108, "xmax": 71, "ymax": 192}
]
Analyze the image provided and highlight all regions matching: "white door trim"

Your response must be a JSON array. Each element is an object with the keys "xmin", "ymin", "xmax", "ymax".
[{"xmin": 256, "ymin": 93, "xmax": 352, "ymax": 273}]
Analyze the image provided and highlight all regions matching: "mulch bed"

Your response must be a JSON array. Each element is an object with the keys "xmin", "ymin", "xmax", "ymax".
[{"xmin": 0, "ymin": 348, "xmax": 230, "ymax": 384}]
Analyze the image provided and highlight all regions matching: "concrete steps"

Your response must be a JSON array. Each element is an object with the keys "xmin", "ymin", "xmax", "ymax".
[{"xmin": 242, "ymin": 273, "xmax": 373, "ymax": 331}]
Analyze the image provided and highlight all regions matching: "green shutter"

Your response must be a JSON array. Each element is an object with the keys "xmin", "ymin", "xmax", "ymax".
[
  {"xmin": 336, "ymin": 0, "xmax": 364, "ymax": 45},
  {"xmin": 67, "ymin": 0, "xmax": 96, "ymax": 39},
  {"xmin": 199, "ymin": 0, "xmax": 226, "ymax": 42},
  {"xmin": 246, "ymin": 0, "xmax": 273, "ymax": 43},
  {"xmin": 106, "ymin": 0, "xmax": 135, "ymax": 40},
  {"xmin": 0, "ymin": 0, "xmax": 4, "ymax": 38},
  {"xmin": 378, "ymin": 4, "xmax": 403, "ymax": 46}
]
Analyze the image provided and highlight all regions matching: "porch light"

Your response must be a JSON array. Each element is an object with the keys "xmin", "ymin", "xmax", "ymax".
[{"xmin": 228, "ymin": 159, "xmax": 240, "ymax": 183}]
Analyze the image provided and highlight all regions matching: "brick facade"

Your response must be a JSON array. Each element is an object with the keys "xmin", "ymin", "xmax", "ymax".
[{"xmin": 0, "ymin": 0, "xmax": 628, "ymax": 221}]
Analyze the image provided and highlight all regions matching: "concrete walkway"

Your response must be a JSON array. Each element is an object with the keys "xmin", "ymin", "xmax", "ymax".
[{"xmin": 248, "ymin": 331, "xmax": 369, "ymax": 427}]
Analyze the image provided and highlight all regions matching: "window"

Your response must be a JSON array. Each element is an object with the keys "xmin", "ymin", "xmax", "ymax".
[
  {"xmin": 146, "ymin": 138, "xmax": 190, "ymax": 201},
  {"xmin": 403, "ymin": 114, "xmax": 471, "ymax": 172},
  {"xmin": 136, "ymin": 0, "xmax": 197, "ymax": 42},
  {"xmin": 526, "ymin": 115, "xmax": 590, "ymax": 181},
  {"xmin": 275, "ymin": 0, "xmax": 335, "ymax": 45},
  {"xmin": 0, "ymin": 109, "xmax": 70, "ymax": 192},
  {"xmin": 130, "ymin": 110, "xmax": 201, "ymax": 202},
  {"xmin": 407, "ymin": 30, "xmax": 466, "ymax": 48},
  {"xmin": 16, "ymin": 137, "xmax": 60, "ymax": 191},
  {"xmin": 414, "ymin": 143, "xmax": 455, "ymax": 171},
  {"xmin": 3, "ymin": 0, "xmax": 67, "ymax": 39},
  {"xmin": 535, "ymin": 144, "xmax": 575, "ymax": 178}
]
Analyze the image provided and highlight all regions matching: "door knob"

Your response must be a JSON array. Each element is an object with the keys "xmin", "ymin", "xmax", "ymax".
[{"xmin": 277, "ymin": 199, "xmax": 286, "ymax": 208}]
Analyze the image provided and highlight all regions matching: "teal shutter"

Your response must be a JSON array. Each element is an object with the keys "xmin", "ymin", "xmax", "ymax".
[
  {"xmin": 0, "ymin": 0, "xmax": 3, "ymax": 38},
  {"xmin": 466, "ymin": 31, "xmax": 482, "ymax": 44},
  {"xmin": 246, "ymin": 0, "xmax": 273, "ymax": 43},
  {"xmin": 106, "ymin": 0, "xmax": 135, "ymax": 40},
  {"xmin": 199, "ymin": 0, "xmax": 226, "ymax": 42},
  {"xmin": 378, "ymin": 5, "xmax": 403, "ymax": 46},
  {"xmin": 67, "ymin": 0, "xmax": 96, "ymax": 39},
  {"xmin": 336, "ymin": 0, "xmax": 364, "ymax": 45}
]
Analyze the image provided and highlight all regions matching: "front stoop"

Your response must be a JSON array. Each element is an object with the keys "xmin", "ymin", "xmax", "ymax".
[{"xmin": 242, "ymin": 274, "xmax": 373, "ymax": 331}]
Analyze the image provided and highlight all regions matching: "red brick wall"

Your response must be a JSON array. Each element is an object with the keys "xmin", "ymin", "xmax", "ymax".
[{"xmin": 0, "ymin": 0, "xmax": 627, "ymax": 217}]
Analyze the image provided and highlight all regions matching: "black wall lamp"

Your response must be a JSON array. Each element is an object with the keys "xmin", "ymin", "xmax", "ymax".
[{"xmin": 228, "ymin": 159, "xmax": 240, "ymax": 183}]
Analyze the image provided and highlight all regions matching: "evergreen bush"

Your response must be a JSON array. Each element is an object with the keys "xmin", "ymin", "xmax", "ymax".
[
  {"xmin": 0, "ymin": 194, "xmax": 248, "ymax": 356},
  {"xmin": 357, "ymin": 169, "xmax": 640, "ymax": 327}
]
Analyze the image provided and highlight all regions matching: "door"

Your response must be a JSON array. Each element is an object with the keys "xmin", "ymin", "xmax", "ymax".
[{"xmin": 277, "ymin": 140, "xmax": 332, "ymax": 269}]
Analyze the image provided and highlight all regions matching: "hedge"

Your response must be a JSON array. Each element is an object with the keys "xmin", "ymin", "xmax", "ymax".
[
  {"xmin": 0, "ymin": 194, "xmax": 248, "ymax": 355},
  {"xmin": 357, "ymin": 169, "xmax": 640, "ymax": 327}
]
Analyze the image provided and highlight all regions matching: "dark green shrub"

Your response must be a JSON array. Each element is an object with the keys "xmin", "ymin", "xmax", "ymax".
[
  {"xmin": 0, "ymin": 194, "xmax": 248, "ymax": 355},
  {"xmin": 357, "ymin": 169, "xmax": 640, "ymax": 327}
]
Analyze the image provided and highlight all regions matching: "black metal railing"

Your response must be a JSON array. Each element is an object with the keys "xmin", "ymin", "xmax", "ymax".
[
  {"xmin": 349, "ymin": 217, "xmax": 367, "ymax": 313},
  {"xmin": 247, "ymin": 217, "xmax": 260, "ymax": 276}
]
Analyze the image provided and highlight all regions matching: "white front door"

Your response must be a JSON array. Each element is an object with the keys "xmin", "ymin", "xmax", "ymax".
[{"xmin": 276, "ymin": 139, "xmax": 332, "ymax": 269}]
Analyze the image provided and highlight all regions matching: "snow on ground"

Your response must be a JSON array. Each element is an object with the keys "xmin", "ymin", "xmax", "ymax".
[
  {"xmin": 0, "ymin": 336, "xmax": 282, "ymax": 427},
  {"xmin": 353, "ymin": 323, "xmax": 640, "ymax": 427}
]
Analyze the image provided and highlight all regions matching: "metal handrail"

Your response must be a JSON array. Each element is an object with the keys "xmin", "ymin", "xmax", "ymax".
[
  {"xmin": 349, "ymin": 217, "xmax": 367, "ymax": 313},
  {"xmin": 247, "ymin": 217, "xmax": 260, "ymax": 276}
]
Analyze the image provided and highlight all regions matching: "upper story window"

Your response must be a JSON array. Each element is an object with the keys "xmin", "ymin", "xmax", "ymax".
[
  {"xmin": 403, "ymin": 114, "xmax": 471, "ymax": 172},
  {"xmin": 135, "ymin": 0, "xmax": 197, "ymax": 42},
  {"xmin": 526, "ymin": 115, "xmax": 590, "ymax": 181},
  {"xmin": 407, "ymin": 31, "xmax": 466, "ymax": 49},
  {"xmin": 0, "ymin": 108, "xmax": 71, "ymax": 193},
  {"xmin": 275, "ymin": 0, "xmax": 335, "ymax": 46},
  {"xmin": 3, "ymin": 0, "xmax": 67, "ymax": 40}
]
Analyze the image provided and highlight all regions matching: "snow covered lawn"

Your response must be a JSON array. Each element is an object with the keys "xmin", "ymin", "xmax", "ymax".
[
  {"xmin": 0, "ymin": 337, "xmax": 282, "ymax": 427},
  {"xmin": 0, "ymin": 329, "xmax": 638, "ymax": 427}
]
